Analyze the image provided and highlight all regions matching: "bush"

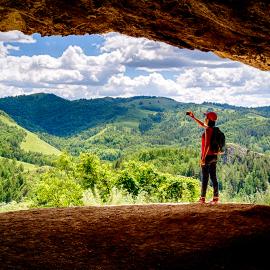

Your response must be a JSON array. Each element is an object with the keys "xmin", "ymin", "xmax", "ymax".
[
  {"xmin": 31, "ymin": 171, "xmax": 83, "ymax": 208},
  {"xmin": 116, "ymin": 161, "xmax": 201, "ymax": 203},
  {"xmin": 159, "ymin": 176, "xmax": 200, "ymax": 203}
]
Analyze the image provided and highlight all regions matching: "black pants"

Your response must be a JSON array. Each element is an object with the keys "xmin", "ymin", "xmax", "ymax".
[{"xmin": 201, "ymin": 155, "xmax": 219, "ymax": 197}]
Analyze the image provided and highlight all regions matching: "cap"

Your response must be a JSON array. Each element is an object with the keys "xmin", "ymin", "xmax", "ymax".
[{"xmin": 204, "ymin": 111, "xmax": 217, "ymax": 121}]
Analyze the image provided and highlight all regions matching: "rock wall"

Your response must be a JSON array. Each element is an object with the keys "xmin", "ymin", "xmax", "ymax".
[{"xmin": 0, "ymin": 0, "xmax": 269, "ymax": 70}]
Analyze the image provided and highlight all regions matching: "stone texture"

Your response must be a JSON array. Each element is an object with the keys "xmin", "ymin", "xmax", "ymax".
[
  {"xmin": 0, "ymin": 0, "xmax": 269, "ymax": 70},
  {"xmin": 0, "ymin": 204, "xmax": 270, "ymax": 269}
]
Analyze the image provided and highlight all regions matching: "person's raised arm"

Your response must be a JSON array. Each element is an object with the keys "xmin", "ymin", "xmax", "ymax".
[{"xmin": 186, "ymin": 111, "xmax": 207, "ymax": 128}]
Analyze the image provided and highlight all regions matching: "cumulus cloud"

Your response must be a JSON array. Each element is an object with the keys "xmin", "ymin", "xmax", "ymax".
[
  {"xmin": 98, "ymin": 68, "xmax": 270, "ymax": 107},
  {"xmin": 0, "ymin": 30, "xmax": 36, "ymax": 43},
  {"xmin": 101, "ymin": 33, "xmax": 240, "ymax": 70},
  {"xmin": 0, "ymin": 31, "xmax": 269, "ymax": 107},
  {"xmin": 0, "ymin": 30, "xmax": 36, "ymax": 57},
  {"xmin": 0, "ymin": 43, "xmax": 19, "ymax": 57}
]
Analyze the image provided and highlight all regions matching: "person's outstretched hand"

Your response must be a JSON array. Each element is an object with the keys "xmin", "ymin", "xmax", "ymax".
[{"xmin": 188, "ymin": 111, "xmax": 194, "ymax": 118}]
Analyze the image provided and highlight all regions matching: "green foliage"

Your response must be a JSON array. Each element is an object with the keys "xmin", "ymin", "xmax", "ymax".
[
  {"xmin": 134, "ymin": 147, "xmax": 200, "ymax": 177},
  {"xmin": 54, "ymin": 152, "xmax": 75, "ymax": 174},
  {"xmin": 0, "ymin": 119, "xmax": 26, "ymax": 158},
  {"xmin": 52, "ymin": 153, "xmax": 115, "ymax": 203},
  {"xmin": 139, "ymin": 117, "xmax": 153, "ymax": 133},
  {"xmin": 116, "ymin": 161, "xmax": 163, "ymax": 198},
  {"xmin": 217, "ymin": 145, "xmax": 270, "ymax": 199},
  {"xmin": 0, "ymin": 159, "xmax": 27, "ymax": 203},
  {"xmin": 14, "ymin": 95, "xmax": 267, "ymax": 164},
  {"xmin": 160, "ymin": 176, "xmax": 200, "ymax": 203},
  {"xmin": 120, "ymin": 146, "xmax": 270, "ymax": 202},
  {"xmin": 76, "ymin": 153, "xmax": 103, "ymax": 190},
  {"xmin": 0, "ymin": 93, "xmax": 128, "ymax": 136},
  {"xmin": 2, "ymin": 144, "xmax": 270, "ymax": 211},
  {"xmin": 139, "ymin": 112, "xmax": 164, "ymax": 134},
  {"xmin": 0, "ymin": 114, "xmax": 58, "ymax": 166},
  {"xmin": 31, "ymin": 170, "xmax": 83, "ymax": 208},
  {"xmin": 116, "ymin": 170, "xmax": 140, "ymax": 196},
  {"xmin": 76, "ymin": 153, "xmax": 114, "ymax": 202},
  {"xmin": 25, "ymin": 152, "xmax": 201, "ymax": 208},
  {"xmin": 0, "ymin": 95, "xmax": 270, "ymax": 210},
  {"xmin": 115, "ymin": 160, "xmax": 200, "ymax": 203},
  {"xmin": 83, "ymin": 187, "xmax": 147, "ymax": 206},
  {"xmin": 0, "ymin": 111, "xmax": 60, "ymax": 156},
  {"xmin": 0, "ymin": 94, "xmax": 269, "ymax": 156}
]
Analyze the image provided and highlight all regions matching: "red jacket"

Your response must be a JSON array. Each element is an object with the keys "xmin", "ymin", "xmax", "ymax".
[{"xmin": 201, "ymin": 127, "xmax": 216, "ymax": 158}]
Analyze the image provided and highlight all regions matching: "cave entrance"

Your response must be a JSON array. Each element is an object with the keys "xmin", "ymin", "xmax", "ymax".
[{"xmin": 0, "ymin": 29, "xmax": 269, "ymax": 208}]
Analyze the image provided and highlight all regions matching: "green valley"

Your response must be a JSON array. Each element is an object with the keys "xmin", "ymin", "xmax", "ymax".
[
  {"xmin": 0, "ymin": 111, "xmax": 60, "ymax": 168},
  {"xmin": 0, "ymin": 111, "xmax": 61, "ymax": 156},
  {"xmin": 0, "ymin": 94, "xmax": 269, "ymax": 211}
]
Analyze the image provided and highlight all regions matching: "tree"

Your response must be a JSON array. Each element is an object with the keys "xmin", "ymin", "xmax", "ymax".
[
  {"xmin": 76, "ymin": 153, "xmax": 101, "ymax": 190},
  {"xmin": 76, "ymin": 153, "xmax": 114, "ymax": 202},
  {"xmin": 0, "ymin": 159, "xmax": 27, "ymax": 203},
  {"xmin": 31, "ymin": 171, "xmax": 83, "ymax": 208}
]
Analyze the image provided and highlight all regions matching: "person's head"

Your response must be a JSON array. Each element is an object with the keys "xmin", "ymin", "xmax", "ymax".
[{"xmin": 204, "ymin": 111, "xmax": 217, "ymax": 127}]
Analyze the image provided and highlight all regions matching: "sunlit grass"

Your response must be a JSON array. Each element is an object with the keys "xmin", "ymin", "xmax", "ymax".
[
  {"xmin": 0, "ymin": 156, "xmax": 37, "ymax": 171},
  {"xmin": 0, "ymin": 112, "xmax": 61, "ymax": 156},
  {"xmin": 21, "ymin": 131, "xmax": 61, "ymax": 156},
  {"xmin": 0, "ymin": 201, "xmax": 31, "ymax": 213}
]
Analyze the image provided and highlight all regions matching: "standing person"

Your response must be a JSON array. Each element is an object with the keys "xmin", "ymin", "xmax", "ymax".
[{"xmin": 186, "ymin": 111, "xmax": 219, "ymax": 204}]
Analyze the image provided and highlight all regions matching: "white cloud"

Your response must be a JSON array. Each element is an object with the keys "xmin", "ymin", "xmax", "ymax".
[
  {"xmin": 0, "ymin": 30, "xmax": 36, "ymax": 43},
  {"xmin": 0, "ymin": 43, "xmax": 19, "ymax": 57},
  {"xmin": 93, "ymin": 68, "xmax": 270, "ymax": 107},
  {"xmin": 0, "ymin": 30, "xmax": 36, "ymax": 57},
  {"xmin": 0, "ymin": 31, "xmax": 269, "ymax": 107},
  {"xmin": 101, "ymin": 33, "xmax": 239, "ymax": 70}
]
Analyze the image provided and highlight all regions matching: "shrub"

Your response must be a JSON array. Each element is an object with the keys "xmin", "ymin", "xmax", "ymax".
[{"xmin": 31, "ymin": 171, "xmax": 83, "ymax": 208}]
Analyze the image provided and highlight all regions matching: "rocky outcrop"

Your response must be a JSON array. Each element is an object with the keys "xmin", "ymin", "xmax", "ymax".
[
  {"xmin": 0, "ymin": 0, "xmax": 269, "ymax": 70},
  {"xmin": 222, "ymin": 143, "xmax": 265, "ymax": 164}
]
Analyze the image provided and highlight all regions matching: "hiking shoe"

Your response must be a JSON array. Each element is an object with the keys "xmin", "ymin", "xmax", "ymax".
[
  {"xmin": 209, "ymin": 197, "xmax": 219, "ymax": 205},
  {"xmin": 198, "ymin": 197, "xmax": 206, "ymax": 204}
]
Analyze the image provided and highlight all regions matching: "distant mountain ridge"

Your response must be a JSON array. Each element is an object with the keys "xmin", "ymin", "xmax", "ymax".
[
  {"xmin": 0, "ymin": 93, "xmax": 269, "ymax": 137},
  {"xmin": 0, "ymin": 93, "xmax": 181, "ymax": 136},
  {"xmin": 0, "ymin": 93, "xmax": 128, "ymax": 136}
]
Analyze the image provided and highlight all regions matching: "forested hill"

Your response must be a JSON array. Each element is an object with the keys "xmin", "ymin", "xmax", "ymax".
[
  {"xmin": 0, "ymin": 94, "xmax": 269, "ymax": 208},
  {"xmin": 0, "ymin": 93, "xmax": 130, "ymax": 136},
  {"xmin": 0, "ymin": 93, "xmax": 182, "ymax": 136},
  {"xmin": 0, "ymin": 110, "xmax": 60, "ymax": 167},
  {"xmin": 0, "ymin": 93, "xmax": 268, "ymax": 163},
  {"xmin": 0, "ymin": 93, "xmax": 269, "ymax": 135}
]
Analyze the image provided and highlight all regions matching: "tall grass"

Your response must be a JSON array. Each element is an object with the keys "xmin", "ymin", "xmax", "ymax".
[
  {"xmin": 221, "ymin": 185, "xmax": 270, "ymax": 205},
  {"xmin": 83, "ymin": 188, "xmax": 152, "ymax": 206}
]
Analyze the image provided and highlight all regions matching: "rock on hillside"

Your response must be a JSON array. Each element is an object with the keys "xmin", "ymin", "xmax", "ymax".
[{"xmin": 223, "ymin": 143, "xmax": 264, "ymax": 164}]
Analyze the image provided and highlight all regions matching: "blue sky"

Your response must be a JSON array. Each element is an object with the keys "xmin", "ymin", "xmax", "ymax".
[
  {"xmin": 9, "ymin": 33, "xmax": 103, "ymax": 57},
  {"xmin": 0, "ymin": 30, "xmax": 269, "ymax": 107}
]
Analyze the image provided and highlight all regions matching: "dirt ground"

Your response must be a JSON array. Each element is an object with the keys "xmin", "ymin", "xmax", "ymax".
[{"xmin": 0, "ymin": 203, "xmax": 270, "ymax": 270}]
